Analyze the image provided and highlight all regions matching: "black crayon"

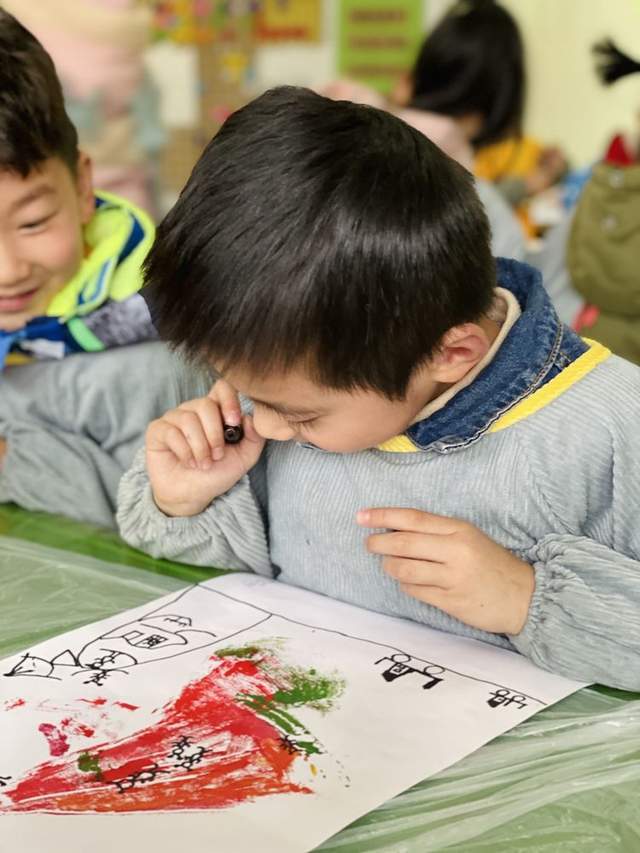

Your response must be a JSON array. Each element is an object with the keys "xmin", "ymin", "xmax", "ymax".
[{"xmin": 223, "ymin": 424, "xmax": 244, "ymax": 444}]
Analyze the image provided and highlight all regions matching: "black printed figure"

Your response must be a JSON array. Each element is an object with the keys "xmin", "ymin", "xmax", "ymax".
[
  {"xmin": 487, "ymin": 688, "xmax": 528, "ymax": 709},
  {"xmin": 169, "ymin": 736, "xmax": 208, "ymax": 771},
  {"xmin": 82, "ymin": 669, "xmax": 113, "ymax": 687},
  {"xmin": 376, "ymin": 653, "xmax": 445, "ymax": 689},
  {"xmin": 278, "ymin": 734, "xmax": 300, "ymax": 755},
  {"xmin": 111, "ymin": 763, "xmax": 163, "ymax": 793},
  {"xmin": 0, "ymin": 775, "xmax": 12, "ymax": 787}
]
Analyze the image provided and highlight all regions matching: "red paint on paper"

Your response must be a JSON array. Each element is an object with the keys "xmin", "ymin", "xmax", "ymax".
[
  {"xmin": 4, "ymin": 657, "xmax": 311, "ymax": 814},
  {"xmin": 38, "ymin": 724, "xmax": 69, "ymax": 757}
]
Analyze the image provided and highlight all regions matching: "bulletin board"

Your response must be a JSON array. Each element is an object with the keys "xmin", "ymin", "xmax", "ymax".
[
  {"xmin": 160, "ymin": 39, "xmax": 255, "ymax": 192},
  {"xmin": 255, "ymin": 0, "xmax": 322, "ymax": 42},
  {"xmin": 337, "ymin": 0, "xmax": 424, "ymax": 95},
  {"xmin": 148, "ymin": 0, "xmax": 322, "ymax": 193},
  {"xmin": 149, "ymin": 1, "xmax": 256, "ymax": 193}
]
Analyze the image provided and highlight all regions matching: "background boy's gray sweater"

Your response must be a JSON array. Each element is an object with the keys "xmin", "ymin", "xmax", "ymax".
[
  {"xmin": 117, "ymin": 354, "xmax": 640, "ymax": 692},
  {"xmin": 0, "ymin": 342, "xmax": 187, "ymax": 527}
]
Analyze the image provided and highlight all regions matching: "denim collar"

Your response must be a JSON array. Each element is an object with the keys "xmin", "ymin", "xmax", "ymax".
[{"xmin": 406, "ymin": 258, "xmax": 588, "ymax": 453}]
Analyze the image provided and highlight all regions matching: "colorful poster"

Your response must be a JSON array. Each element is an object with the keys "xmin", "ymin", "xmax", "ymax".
[
  {"xmin": 147, "ymin": 1, "xmax": 256, "ymax": 192},
  {"xmin": 255, "ymin": 0, "xmax": 322, "ymax": 42},
  {"xmin": 338, "ymin": 0, "xmax": 425, "ymax": 95},
  {"xmin": 0, "ymin": 574, "xmax": 583, "ymax": 852},
  {"xmin": 150, "ymin": 0, "xmax": 255, "ymax": 45}
]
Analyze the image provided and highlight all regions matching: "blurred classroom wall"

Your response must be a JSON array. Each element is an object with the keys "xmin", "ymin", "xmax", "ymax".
[
  {"xmin": 10, "ymin": 0, "xmax": 637, "ymax": 189},
  {"xmin": 501, "ymin": 0, "xmax": 640, "ymax": 166},
  {"xmin": 239, "ymin": 0, "xmax": 640, "ymax": 166}
]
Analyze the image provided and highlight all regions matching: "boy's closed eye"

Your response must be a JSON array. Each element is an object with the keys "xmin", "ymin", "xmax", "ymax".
[
  {"xmin": 19, "ymin": 210, "xmax": 57, "ymax": 233},
  {"xmin": 253, "ymin": 401, "xmax": 320, "ymax": 429}
]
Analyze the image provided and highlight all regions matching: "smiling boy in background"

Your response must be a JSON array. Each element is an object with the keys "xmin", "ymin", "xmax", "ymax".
[{"xmin": 0, "ymin": 10, "xmax": 184, "ymax": 526}]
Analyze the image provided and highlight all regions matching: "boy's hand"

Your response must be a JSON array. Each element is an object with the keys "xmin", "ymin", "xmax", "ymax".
[
  {"xmin": 146, "ymin": 380, "xmax": 265, "ymax": 518},
  {"xmin": 358, "ymin": 508, "xmax": 534, "ymax": 636}
]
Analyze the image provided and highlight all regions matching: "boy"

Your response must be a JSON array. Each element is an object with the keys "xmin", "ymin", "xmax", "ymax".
[
  {"xmin": 118, "ymin": 87, "xmax": 640, "ymax": 691},
  {"xmin": 0, "ymin": 10, "xmax": 181, "ymax": 526}
]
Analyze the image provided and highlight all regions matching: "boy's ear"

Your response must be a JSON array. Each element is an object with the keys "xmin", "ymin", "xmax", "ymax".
[
  {"xmin": 75, "ymin": 152, "xmax": 95, "ymax": 225},
  {"xmin": 428, "ymin": 323, "xmax": 493, "ymax": 384}
]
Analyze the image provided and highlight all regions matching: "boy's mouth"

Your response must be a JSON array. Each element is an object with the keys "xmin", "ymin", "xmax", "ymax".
[{"xmin": 0, "ymin": 287, "xmax": 39, "ymax": 314}]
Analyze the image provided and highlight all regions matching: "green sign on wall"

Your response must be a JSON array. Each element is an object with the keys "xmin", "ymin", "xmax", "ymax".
[{"xmin": 337, "ymin": 0, "xmax": 425, "ymax": 96}]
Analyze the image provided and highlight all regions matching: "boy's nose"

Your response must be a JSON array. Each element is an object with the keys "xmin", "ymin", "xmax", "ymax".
[
  {"xmin": 252, "ymin": 410, "xmax": 296, "ymax": 442},
  {"xmin": 0, "ymin": 239, "xmax": 30, "ymax": 289}
]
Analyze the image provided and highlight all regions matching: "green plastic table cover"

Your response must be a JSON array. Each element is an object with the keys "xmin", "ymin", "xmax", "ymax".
[{"xmin": 0, "ymin": 506, "xmax": 639, "ymax": 852}]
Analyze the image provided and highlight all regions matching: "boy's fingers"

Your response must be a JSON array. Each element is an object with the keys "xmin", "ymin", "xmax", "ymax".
[
  {"xmin": 161, "ymin": 425, "xmax": 196, "ymax": 469},
  {"xmin": 399, "ymin": 583, "xmax": 450, "ymax": 611},
  {"xmin": 209, "ymin": 379, "xmax": 242, "ymax": 427},
  {"xmin": 146, "ymin": 418, "xmax": 176, "ymax": 452},
  {"xmin": 367, "ymin": 531, "xmax": 452, "ymax": 563},
  {"xmin": 382, "ymin": 556, "xmax": 451, "ymax": 588},
  {"xmin": 357, "ymin": 507, "xmax": 462, "ymax": 535},
  {"xmin": 185, "ymin": 397, "xmax": 226, "ymax": 455},
  {"xmin": 162, "ymin": 410, "xmax": 213, "ymax": 468}
]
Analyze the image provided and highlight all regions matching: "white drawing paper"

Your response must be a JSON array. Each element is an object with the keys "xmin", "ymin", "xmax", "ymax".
[{"xmin": 0, "ymin": 573, "xmax": 585, "ymax": 853}]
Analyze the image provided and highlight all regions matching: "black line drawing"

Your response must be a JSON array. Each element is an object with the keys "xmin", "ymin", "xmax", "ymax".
[
  {"xmin": 2, "ymin": 580, "xmax": 547, "ymax": 707},
  {"xmin": 3, "ymin": 598, "xmax": 269, "ymax": 685},
  {"xmin": 4, "ymin": 652, "xmax": 67, "ymax": 681},
  {"xmin": 375, "ymin": 654, "xmax": 445, "ymax": 690},
  {"xmin": 0, "ymin": 776, "xmax": 12, "ymax": 788}
]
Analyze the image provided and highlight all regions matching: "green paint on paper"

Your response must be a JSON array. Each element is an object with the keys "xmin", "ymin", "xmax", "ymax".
[
  {"xmin": 77, "ymin": 752, "xmax": 102, "ymax": 780},
  {"xmin": 225, "ymin": 641, "xmax": 345, "ymax": 757},
  {"xmin": 216, "ymin": 645, "xmax": 263, "ymax": 658},
  {"xmin": 272, "ymin": 670, "xmax": 343, "ymax": 710}
]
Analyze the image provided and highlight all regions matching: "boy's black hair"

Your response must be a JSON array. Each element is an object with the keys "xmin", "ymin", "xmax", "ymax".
[
  {"xmin": 0, "ymin": 9, "xmax": 78, "ymax": 175},
  {"xmin": 410, "ymin": 0, "xmax": 525, "ymax": 148},
  {"xmin": 144, "ymin": 86, "xmax": 495, "ymax": 400}
]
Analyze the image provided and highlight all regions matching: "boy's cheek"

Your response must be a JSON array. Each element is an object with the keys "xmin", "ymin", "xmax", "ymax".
[
  {"xmin": 30, "ymin": 228, "xmax": 84, "ymax": 307},
  {"xmin": 44, "ymin": 220, "xmax": 85, "ymax": 277}
]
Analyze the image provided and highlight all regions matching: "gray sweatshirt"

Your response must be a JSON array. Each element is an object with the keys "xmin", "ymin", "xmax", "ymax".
[
  {"xmin": 117, "ymin": 263, "xmax": 640, "ymax": 691},
  {"xmin": 0, "ymin": 342, "xmax": 189, "ymax": 528}
]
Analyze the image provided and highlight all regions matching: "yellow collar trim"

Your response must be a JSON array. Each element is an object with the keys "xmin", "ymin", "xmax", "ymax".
[
  {"xmin": 488, "ymin": 338, "xmax": 610, "ymax": 434},
  {"xmin": 377, "ymin": 434, "xmax": 416, "ymax": 453},
  {"xmin": 377, "ymin": 339, "xmax": 611, "ymax": 453}
]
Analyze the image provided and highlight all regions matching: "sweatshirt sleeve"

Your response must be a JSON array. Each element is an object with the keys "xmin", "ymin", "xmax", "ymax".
[
  {"xmin": 116, "ymin": 448, "xmax": 273, "ymax": 576},
  {"xmin": 0, "ymin": 418, "xmax": 124, "ymax": 528},
  {"xmin": 510, "ymin": 535, "xmax": 640, "ymax": 691},
  {"xmin": 508, "ymin": 357, "xmax": 640, "ymax": 691},
  {"xmin": 0, "ymin": 342, "xmax": 205, "ymax": 528}
]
